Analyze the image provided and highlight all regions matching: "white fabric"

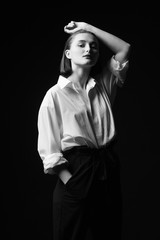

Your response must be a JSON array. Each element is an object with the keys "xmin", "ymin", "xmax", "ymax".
[{"xmin": 37, "ymin": 56, "xmax": 129, "ymax": 174}]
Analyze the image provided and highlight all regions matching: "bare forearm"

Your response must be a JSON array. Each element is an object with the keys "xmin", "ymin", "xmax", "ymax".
[
  {"xmin": 64, "ymin": 21, "xmax": 131, "ymax": 63},
  {"xmin": 86, "ymin": 24, "xmax": 131, "ymax": 63},
  {"xmin": 54, "ymin": 164, "xmax": 72, "ymax": 184}
]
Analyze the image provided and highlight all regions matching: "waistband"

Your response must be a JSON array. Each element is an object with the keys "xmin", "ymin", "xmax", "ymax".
[
  {"xmin": 62, "ymin": 140, "xmax": 117, "ymax": 181},
  {"xmin": 63, "ymin": 139, "xmax": 116, "ymax": 155}
]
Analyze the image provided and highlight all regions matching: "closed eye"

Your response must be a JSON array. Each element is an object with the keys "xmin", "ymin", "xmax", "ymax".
[
  {"xmin": 77, "ymin": 41, "xmax": 86, "ymax": 47},
  {"xmin": 77, "ymin": 40, "xmax": 98, "ymax": 50},
  {"xmin": 78, "ymin": 43, "xmax": 85, "ymax": 47}
]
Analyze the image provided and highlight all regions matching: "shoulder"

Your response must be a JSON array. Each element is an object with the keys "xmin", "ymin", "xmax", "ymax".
[
  {"xmin": 48, "ymin": 84, "xmax": 61, "ymax": 97},
  {"xmin": 40, "ymin": 84, "xmax": 61, "ymax": 108}
]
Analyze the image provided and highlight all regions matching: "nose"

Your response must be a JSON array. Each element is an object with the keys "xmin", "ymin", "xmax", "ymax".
[{"xmin": 85, "ymin": 44, "xmax": 91, "ymax": 53}]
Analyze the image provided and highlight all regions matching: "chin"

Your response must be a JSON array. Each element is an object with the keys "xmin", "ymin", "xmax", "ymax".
[{"xmin": 84, "ymin": 59, "xmax": 97, "ymax": 67}]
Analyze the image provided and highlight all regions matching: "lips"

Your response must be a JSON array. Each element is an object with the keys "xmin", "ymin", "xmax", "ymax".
[{"xmin": 83, "ymin": 54, "xmax": 92, "ymax": 58}]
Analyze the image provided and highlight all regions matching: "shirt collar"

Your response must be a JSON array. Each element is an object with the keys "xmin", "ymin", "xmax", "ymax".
[
  {"xmin": 58, "ymin": 75, "xmax": 96, "ymax": 93},
  {"xmin": 58, "ymin": 75, "xmax": 71, "ymax": 89}
]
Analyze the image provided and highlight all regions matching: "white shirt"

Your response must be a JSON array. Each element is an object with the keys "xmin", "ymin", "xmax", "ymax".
[{"xmin": 37, "ymin": 56, "xmax": 129, "ymax": 174}]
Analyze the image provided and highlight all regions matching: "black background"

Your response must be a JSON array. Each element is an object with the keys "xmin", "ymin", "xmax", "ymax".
[{"xmin": 6, "ymin": 7, "xmax": 160, "ymax": 240}]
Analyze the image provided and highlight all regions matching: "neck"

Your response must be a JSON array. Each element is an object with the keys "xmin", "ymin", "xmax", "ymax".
[{"xmin": 68, "ymin": 67, "xmax": 90, "ymax": 90}]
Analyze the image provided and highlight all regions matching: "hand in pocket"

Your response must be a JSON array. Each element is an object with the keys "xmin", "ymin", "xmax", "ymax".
[{"xmin": 59, "ymin": 169, "xmax": 72, "ymax": 185}]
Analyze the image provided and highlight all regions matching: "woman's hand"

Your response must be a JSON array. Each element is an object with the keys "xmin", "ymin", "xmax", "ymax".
[
  {"xmin": 64, "ymin": 21, "xmax": 88, "ymax": 34},
  {"xmin": 53, "ymin": 164, "xmax": 72, "ymax": 184},
  {"xmin": 59, "ymin": 169, "xmax": 72, "ymax": 185}
]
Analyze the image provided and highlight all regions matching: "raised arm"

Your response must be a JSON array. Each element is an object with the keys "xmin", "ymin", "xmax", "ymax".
[{"xmin": 64, "ymin": 21, "xmax": 131, "ymax": 64}]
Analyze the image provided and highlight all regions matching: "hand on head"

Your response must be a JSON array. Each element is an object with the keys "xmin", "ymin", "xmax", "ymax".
[{"xmin": 64, "ymin": 21, "xmax": 87, "ymax": 34}]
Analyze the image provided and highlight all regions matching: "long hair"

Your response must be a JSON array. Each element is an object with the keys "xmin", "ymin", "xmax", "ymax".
[{"xmin": 60, "ymin": 29, "xmax": 99, "ymax": 78}]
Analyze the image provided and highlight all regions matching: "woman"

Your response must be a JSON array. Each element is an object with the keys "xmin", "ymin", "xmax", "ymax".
[{"xmin": 37, "ymin": 21, "xmax": 130, "ymax": 240}]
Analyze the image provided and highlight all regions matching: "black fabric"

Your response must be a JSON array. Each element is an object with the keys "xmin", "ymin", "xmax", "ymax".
[{"xmin": 53, "ymin": 143, "xmax": 122, "ymax": 240}]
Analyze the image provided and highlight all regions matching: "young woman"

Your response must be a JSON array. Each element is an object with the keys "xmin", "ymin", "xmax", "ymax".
[{"xmin": 37, "ymin": 21, "xmax": 130, "ymax": 240}]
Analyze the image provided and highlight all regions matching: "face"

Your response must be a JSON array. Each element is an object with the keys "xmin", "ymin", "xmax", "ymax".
[{"xmin": 65, "ymin": 33, "xmax": 99, "ymax": 69}]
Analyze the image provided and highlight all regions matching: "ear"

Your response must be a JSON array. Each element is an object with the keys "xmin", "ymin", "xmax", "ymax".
[{"xmin": 65, "ymin": 49, "xmax": 71, "ymax": 59}]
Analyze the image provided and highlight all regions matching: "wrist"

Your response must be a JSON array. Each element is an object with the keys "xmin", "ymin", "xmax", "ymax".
[
  {"xmin": 59, "ymin": 169, "xmax": 72, "ymax": 184},
  {"xmin": 53, "ymin": 162, "xmax": 68, "ymax": 175},
  {"xmin": 86, "ymin": 24, "xmax": 98, "ymax": 36},
  {"xmin": 84, "ymin": 23, "xmax": 92, "ymax": 32}
]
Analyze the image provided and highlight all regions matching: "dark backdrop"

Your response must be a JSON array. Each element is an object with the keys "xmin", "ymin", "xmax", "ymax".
[{"xmin": 6, "ymin": 7, "xmax": 160, "ymax": 240}]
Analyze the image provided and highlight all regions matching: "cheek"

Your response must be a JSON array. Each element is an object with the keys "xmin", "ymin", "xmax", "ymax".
[
  {"xmin": 70, "ymin": 46, "xmax": 83, "ymax": 58},
  {"xmin": 93, "ymin": 48, "xmax": 99, "ymax": 56},
  {"xmin": 92, "ymin": 51, "xmax": 99, "ymax": 61},
  {"xmin": 95, "ymin": 52, "xmax": 99, "ymax": 60}
]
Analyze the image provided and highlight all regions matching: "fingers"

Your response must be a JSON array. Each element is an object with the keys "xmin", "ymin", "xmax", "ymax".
[
  {"xmin": 66, "ymin": 21, "xmax": 76, "ymax": 28},
  {"xmin": 64, "ymin": 21, "xmax": 77, "ymax": 32}
]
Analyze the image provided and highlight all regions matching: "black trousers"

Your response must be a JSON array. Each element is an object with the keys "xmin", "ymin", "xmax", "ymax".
[{"xmin": 53, "ymin": 143, "xmax": 122, "ymax": 240}]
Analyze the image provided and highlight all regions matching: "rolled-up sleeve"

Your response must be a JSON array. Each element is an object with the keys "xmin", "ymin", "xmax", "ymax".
[
  {"xmin": 109, "ymin": 55, "xmax": 129, "ymax": 86},
  {"xmin": 99, "ymin": 55, "xmax": 129, "ymax": 105},
  {"xmin": 37, "ymin": 101, "xmax": 68, "ymax": 174}
]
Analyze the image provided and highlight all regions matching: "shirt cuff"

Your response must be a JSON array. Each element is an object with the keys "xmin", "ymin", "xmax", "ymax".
[
  {"xmin": 112, "ymin": 56, "xmax": 129, "ymax": 71},
  {"xmin": 43, "ymin": 152, "xmax": 68, "ymax": 174},
  {"xmin": 110, "ymin": 56, "xmax": 129, "ymax": 85}
]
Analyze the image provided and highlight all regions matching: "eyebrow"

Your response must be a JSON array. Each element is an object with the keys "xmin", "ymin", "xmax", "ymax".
[{"xmin": 77, "ymin": 40, "xmax": 98, "ymax": 44}]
